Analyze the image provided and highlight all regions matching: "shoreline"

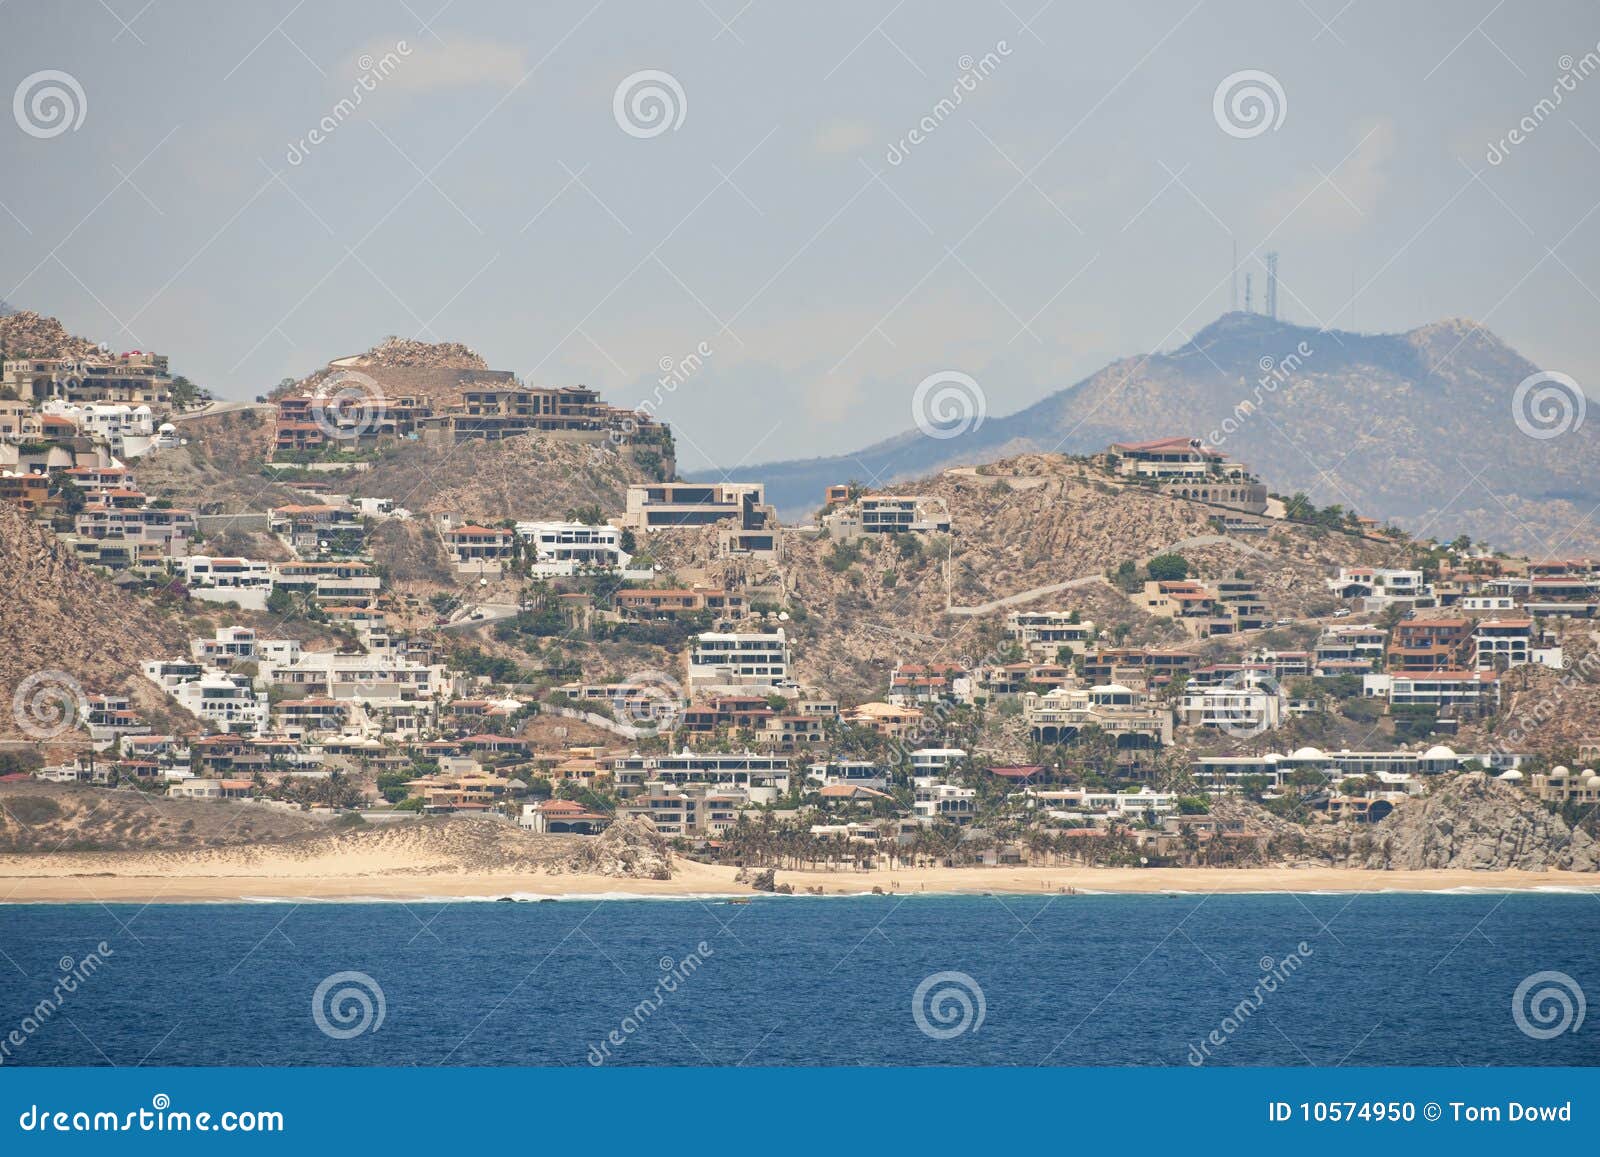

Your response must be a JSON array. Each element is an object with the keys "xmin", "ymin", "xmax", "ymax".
[{"xmin": 2, "ymin": 860, "xmax": 1597, "ymax": 904}]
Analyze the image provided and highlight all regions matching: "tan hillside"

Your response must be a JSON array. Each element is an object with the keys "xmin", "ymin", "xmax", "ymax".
[
  {"xmin": 350, "ymin": 434, "xmax": 656, "ymax": 521},
  {"xmin": 0, "ymin": 309, "xmax": 102, "ymax": 361},
  {"xmin": 0, "ymin": 506, "xmax": 191, "ymax": 741},
  {"xmin": 652, "ymin": 454, "xmax": 1404, "ymax": 700},
  {"xmin": 0, "ymin": 782, "xmax": 324, "ymax": 851},
  {"xmin": 273, "ymin": 335, "xmax": 505, "ymax": 413}
]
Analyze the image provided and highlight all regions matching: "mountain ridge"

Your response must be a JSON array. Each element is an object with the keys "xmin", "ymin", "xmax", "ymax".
[{"xmin": 703, "ymin": 313, "xmax": 1596, "ymax": 553}]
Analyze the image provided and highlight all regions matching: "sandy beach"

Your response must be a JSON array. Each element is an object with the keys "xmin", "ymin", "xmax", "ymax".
[{"xmin": 1, "ymin": 849, "xmax": 1596, "ymax": 903}]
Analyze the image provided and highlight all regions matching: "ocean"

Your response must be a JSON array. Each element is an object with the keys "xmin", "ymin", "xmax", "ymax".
[{"xmin": 2, "ymin": 892, "xmax": 1596, "ymax": 1066}]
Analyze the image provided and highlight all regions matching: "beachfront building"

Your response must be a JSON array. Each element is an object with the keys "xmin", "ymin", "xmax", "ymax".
[
  {"xmin": 1190, "ymin": 744, "xmax": 1525, "ymax": 792},
  {"xmin": 609, "ymin": 750, "xmax": 791, "ymax": 803}
]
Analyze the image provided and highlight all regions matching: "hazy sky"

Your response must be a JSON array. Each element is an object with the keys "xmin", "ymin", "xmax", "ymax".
[{"xmin": 3, "ymin": 1, "xmax": 1597, "ymax": 472}]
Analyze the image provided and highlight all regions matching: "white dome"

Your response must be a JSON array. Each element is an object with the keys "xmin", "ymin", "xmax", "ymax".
[
  {"xmin": 158, "ymin": 422, "xmax": 176, "ymax": 432},
  {"xmin": 1289, "ymin": 746, "xmax": 1325, "ymax": 760},
  {"xmin": 1587, "ymin": 776, "xmax": 1600, "ymax": 790},
  {"xmin": 1497, "ymin": 770, "xmax": 1523, "ymax": 781},
  {"xmin": 1552, "ymin": 765, "xmax": 1570, "ymax": 776},
  {"xmin": 1423, "ymin": 744, "xmax": 1457, "ymax": 760}
]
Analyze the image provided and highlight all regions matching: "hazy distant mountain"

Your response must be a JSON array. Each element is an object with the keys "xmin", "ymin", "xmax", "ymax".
[{"xmin": 708, "ymin": 313, "xmax": 1597, "ymax": 554}]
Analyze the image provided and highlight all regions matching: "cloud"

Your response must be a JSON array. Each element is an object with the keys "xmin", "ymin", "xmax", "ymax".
[
  {"xmin": 813, "ymin": 118, "xmax": 874, "ymax": 156},
  {"xmin": 1266, "ymin": 116, "xmax": 1395, "ymax": 235},
  {"xmin": 343, "ymin": 35, "xmax": 526, "ymax": 93}
]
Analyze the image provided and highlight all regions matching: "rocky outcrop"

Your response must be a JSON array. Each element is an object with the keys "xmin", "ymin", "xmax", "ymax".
[
  {"xmin": 564, "ymin": 815, "xmax": 673, "ymax": 879},
  {"xmin": 1350, "ymin": 773, "xmax": 1596, "ymax": 872},
  {"xmin": 0, "ymin": 309, "xmax": 100, "ymax": 360},
  {"xmin": 735, "ymin": 866, "xmax": 777, "ymax": 892}
]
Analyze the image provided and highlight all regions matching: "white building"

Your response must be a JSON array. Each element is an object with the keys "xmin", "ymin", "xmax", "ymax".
[
  {"xmin": 687, "ymin": 629, "xmax": 793, "ymax": 694},
  {"xmin": 168, "ymin": 671, "xmax": 270, "ymax": 734},
  {"xmin": 806, "ymin": 760, "xmax": 889, "ymax": 791},
  {"xmin": 910, "ymin": 748, "xmax": 967, "ymax": 779},
  {"xmin": 914, "ymin": 781, "xmax": 977, "ymax": 822},
  {"xmin": 261, "ymin": 650, "xmax": 448, "ymax": 706},
  {"xmin": 1005, "ymin": 610, "xmax": 1096, "ymax": 657},
  {"xmin": 609, "ymin": 750, "xmax": 791, "ymax": 803},
  {"xmin": 1327, "ymin": 567, "xmax": 1432, "ymax": 609},
  {"xmin": 175, "ymin": 556, "xmax": 274, "ymax": 609},
  {"xmin": 514, "ymin": 520, "xmax": 631, "ymax": 576}
]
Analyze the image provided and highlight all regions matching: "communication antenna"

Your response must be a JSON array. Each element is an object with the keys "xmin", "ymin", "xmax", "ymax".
[
  {"xmin": 1244, "ymin": 273, "xmax": 1253, "ymax": 315},
  {"xmin": 1264, "ymin": 251, "xmax": 1279, "ymax": 321},
  {"xmin": 1231, "ymin": 239, "xmax": 1239, "ymax": 312}
]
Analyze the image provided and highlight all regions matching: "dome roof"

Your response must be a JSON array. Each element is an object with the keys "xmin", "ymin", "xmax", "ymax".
[
  {"xmin": 1423, "ymin": 744, "xmax": 1458, "ymax": 760},
  {"xmin": 1289, "ymin": 746, "xmax": 1325, "ymax": 760},
  {"xmin": 1497, "ymin": 769, "xmax": 1523, "ymax": 781},
  {"xmin": 1552, "ymin": 765, "xmax": 1570, "ymax": 776}
]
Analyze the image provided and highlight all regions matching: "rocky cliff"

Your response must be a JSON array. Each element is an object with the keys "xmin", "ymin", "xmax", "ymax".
[{"xmin": 1348, "ymin": 774, "xmax": 1595, "ymax": 872}]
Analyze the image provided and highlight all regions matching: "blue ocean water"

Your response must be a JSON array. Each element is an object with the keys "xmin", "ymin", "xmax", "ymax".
[{"xmin": 0, "ymin": 893, "xmax": 1595, "ymax": 1067}]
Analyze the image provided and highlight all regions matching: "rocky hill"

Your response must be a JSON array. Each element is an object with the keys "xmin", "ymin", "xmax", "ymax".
[
  {"xmin": 349, "ymin": 434, "xmax": 653, "ymax": 522},
  {"xmin": 639, "ymin": 454, "xmax": 1403, "ymax": 703},
  {"xmin": 0, "ymin": 506, "xmax": 191, "ymax": 742},
  {"xmin": 274, "ymin": 336, "xmax": 508, "ymax": 413},
  {"xmin": 0, "ymin": 309, "xmax": 103, "ymax": 361},
  {"xmin": 718, "ymin": 313, "xmax": 1596, "ymax": 554}
]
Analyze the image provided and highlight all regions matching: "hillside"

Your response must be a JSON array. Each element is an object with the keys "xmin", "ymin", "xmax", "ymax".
[
  {"xmin": 272, "ymin": 335, "xmax": 503, "ymax": 413},
  {"xmin": 0, "ymin": 782, "xmax": 324, "ymax": 851},
  {"xmin": 0, "ymin": 309, "xmax": 102, "ymax": 361},
  {"xmin": 0, "ymin": 506, "xmax": 191, "ymax": 742},
  {"xmin": 349, "ymin": 434, "xmax": 655, "ymax": 522},
  {"xmin": 650, "ymin": 453, "xmax": 1402, "ymax": 701},
  {"xmin": 716, "ymin": 313, "xmax": 1597, "ymax": 554}
]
